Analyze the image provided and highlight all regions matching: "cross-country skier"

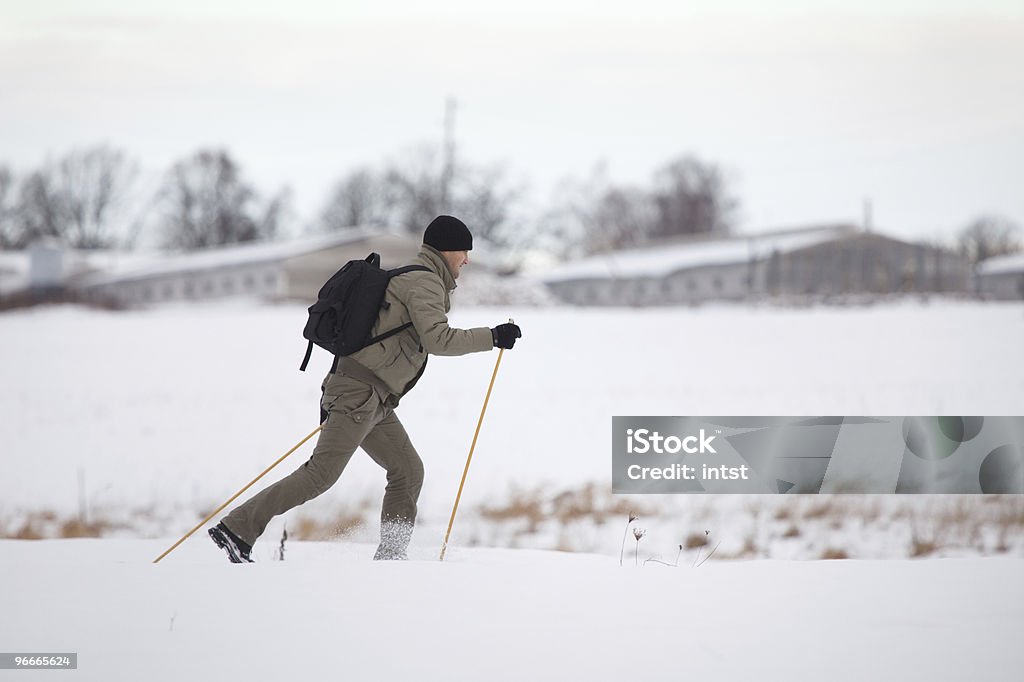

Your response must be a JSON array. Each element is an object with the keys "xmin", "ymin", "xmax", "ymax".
[{"xmin": 209, "ymin": 215, "xmax": 522, "ymax": 562}]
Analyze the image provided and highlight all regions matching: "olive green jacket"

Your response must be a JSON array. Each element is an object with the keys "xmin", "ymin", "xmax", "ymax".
[{"xmin": 325, "ymin": 245, "xmax": 493, "ymax": 401}]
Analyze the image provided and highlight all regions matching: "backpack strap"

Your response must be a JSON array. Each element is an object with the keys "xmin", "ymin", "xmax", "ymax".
[
  {"xmin": 299, "ymin": 339, "xmax": 314, "ymax": 372},
  {"xmin": 309, "ymin": 264, "xmax": 433, "ymax": 373},
  {"xmin": 361, "ymin": 265, "xmax": 431, "ymax": 347},
  {"xmin": 366, "ymin": 322, "xmax": 414, "ymax": 346},
  {"xmin": 387, "ymin": 264, "xmax": 431, "ymax": 278}
]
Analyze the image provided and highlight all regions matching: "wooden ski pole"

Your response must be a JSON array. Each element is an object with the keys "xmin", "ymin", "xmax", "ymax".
[
  {"xmin": 152, "ymin": 424, "xmax": 323, "ymax": 563},
  {"xmin": 439, "ymin": 320, "xmax": 513, "ymax": 561}
]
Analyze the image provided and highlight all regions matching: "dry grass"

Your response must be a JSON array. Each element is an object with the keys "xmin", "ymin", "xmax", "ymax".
[
  {"xmin": 910, "ymin": 536, "xmax": 939, "ymax": 558},
  {"xmin": 2, "ymin": 491, "xmax": 1023, "ymax": 562},
  {"xmin": 552, "ymin": 483, "xmax": 636, "ymax": 524},
  {"xmin": 479, "ymin": 487, "xmax": 547, "ymax": 532},
  {"xmin": 736, "ymin": 533, "xmax": 759, "ymax": 558},
  {"xmin": 58, "ymin": 519, "xmax": 113, "ymax": 538},
  {"xmin": 290, "ymin": 510, "xmax": 366, "ymax": 541},
  {"xmin": 479, "ymin": 484, "xmax": 657, "ymax": 535},
  {"xmin": 803, "ymin": 499, "xmax": 836, "ymax": 520},
  {"xmin": 1, "ymin": 511, "xmax": 122, "ymax": 539},
  {"xmin": 687, "ymin": 495, "xmax": 1024, "ymax": 562},
  {"xmin": 994, "ymin": 496, "xmax": 1024, "ymax": 552},
  {"xmin": 820, "ymin": 548, "xmax": 849, "ymax": 560},
  {"xmin": 683, "ymin": 532, "xmax": 709, "ymax": 549},
  {"xmin": 11, "ymin": 521, "xmax": 43, "ymax": 540}
]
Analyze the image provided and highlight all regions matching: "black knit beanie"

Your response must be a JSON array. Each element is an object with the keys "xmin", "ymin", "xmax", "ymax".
[{"xmin": 423, "ymin": 215, "xmax": 473, "ymax": 251}]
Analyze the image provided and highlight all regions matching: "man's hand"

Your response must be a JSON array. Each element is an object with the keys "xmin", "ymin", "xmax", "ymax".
[{"xmin": 491, "ymin": 323, "xmax": 522, "ymax": 349}]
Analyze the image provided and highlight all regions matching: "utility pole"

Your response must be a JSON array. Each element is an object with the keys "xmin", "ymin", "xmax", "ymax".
[{"xmin": 441, "ymin": 96, "xmax": 457, "ymax": 208}]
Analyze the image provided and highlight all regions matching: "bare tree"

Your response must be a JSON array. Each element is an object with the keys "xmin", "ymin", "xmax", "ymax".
[
  {"xmin": 957, "ymin": 215, "xmax": 1021, "ymax": 265},
  {"xmin": 319, "ymin": 167, "xmax": 390, "ymax": 231},
  {"xmin": 543, "ymin": 162, "xmax": 654, "ymax": 257},
  {"xmin": 10, "ymin": 145, "xmax": 139, "ymax": 249},
  {"xmin": 14, "ymin": 170, "xmax": 62, "ymax": 246},
  {"xmin": 319, "ymin": 144, "xmax": 526, "ymax": 263},
  {"xmin": 543, "ymin": 162, "xmax": 613, "ymax": 259},
  {"xmin": 650, "ymin": 155, "xmax": 737, "ymax": 240},
  {"xmin": 588, "ymin": 187, "xmax": 654, "ymax": 254},
  {"xmin": 54, "ymin": 146, "xmax": 139, "ymax": 249},
  {"xmin": 541, "ymin": 154, "xmax": 739, "ymax": 259},
  {"xmin": 380, "ymin": 144, "xmax": 446, "ymax": 235},
  {"xmin": 0, "ymin": 166, "xmax": 18, "ymax": 248},
  {"xmin": 452, "ymin": 163, "xmax": 526, "ymax": 254},
  {"xmin": 533, "ymin": 181, "xmax": 589, "ymax": 263},
  {"xmin": 159, "ymin": 149, "xmax": 288, "ymax": 250}
]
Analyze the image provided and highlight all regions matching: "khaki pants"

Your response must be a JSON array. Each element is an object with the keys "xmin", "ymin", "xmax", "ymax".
[{"xmin": 223, "ymin": 375, "xmax": 423, "ymax": 558}]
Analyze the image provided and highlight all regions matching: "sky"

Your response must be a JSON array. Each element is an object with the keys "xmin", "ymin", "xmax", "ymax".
[{"xmin": 1, "ymin": 0, "xmax": 1023, "ymax": 245}]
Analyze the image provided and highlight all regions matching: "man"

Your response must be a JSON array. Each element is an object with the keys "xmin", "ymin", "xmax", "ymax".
[{"xmin": 209, "ymin": 215, "xmax": 522, "ymax": 562}]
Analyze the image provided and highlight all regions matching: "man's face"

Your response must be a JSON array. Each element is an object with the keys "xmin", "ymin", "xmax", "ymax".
[{"xmin": 443, "ymin": 250, "xmax": 470, "ymax": 279}]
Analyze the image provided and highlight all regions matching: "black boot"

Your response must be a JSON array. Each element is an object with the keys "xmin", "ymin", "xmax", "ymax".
[{"xmin": 209, "ymin": 522, "xmax": 254, "ymax": 563}]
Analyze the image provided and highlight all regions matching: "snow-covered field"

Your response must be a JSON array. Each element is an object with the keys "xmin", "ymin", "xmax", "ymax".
[
  {"xmin": 2, "ymin": 300, "xmax": 1023, "ymax": 680},
  {"xmin": 1, "ymin": 539, "xmax": 1021, "ymax": 681},
  {"xmin": 1, "ymin": 300, "xmax": 1023, "ymax": 557}
]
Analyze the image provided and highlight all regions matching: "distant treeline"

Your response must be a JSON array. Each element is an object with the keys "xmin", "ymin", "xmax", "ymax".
[{"xmin": 0, "ymin": 143, "xmax": 1017, "ymax": 268}]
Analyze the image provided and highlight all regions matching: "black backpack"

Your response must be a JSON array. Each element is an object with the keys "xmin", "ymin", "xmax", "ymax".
[{"xmin": 299, "ymin": 253, "xmax": 429, "ymax": 371}]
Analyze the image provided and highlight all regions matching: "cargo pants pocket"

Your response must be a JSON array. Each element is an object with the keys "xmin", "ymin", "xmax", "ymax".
[{"xmin": 321, "ymin": 377, "xmax": 380, "ymax": 426}]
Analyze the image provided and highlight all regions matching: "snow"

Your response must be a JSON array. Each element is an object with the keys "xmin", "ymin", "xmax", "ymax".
[
  {"xmin": 1, "ymin": 299, "xmax": 1023, "ymax": 558},
  {"xmin": 1, "ymin": 539, "xmax": 1021, "ymax": 681},
  {"xmin": 977, "ymin": 251, "xmax": 1024, "ymax": 276},
  {"xmin": 0, "ymin": 228, "xmax": 416, "ymax": 294},
  {"xmin": 2, "ymin": 300, "xmax": 1023, "ymax": 536},
  {"xmin": 75, "ymin": 227, "xmax": 394, "ymax": 286},
  {"xmin": 2, "ymin": 299, "xmax": 1023, "ymax": 679}
]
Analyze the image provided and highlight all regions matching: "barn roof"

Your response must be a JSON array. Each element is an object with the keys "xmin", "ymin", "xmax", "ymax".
[
  {"xmin": 540, "ymin": 224, "xmax": 859, "ymax": 283},
  {"xmin": 76, "ymin": 228, "xmax": 412, "ymax": 287},
  {"xmin": 976, "ymin": 252, "xmax": 1024, "ymax": 276}
]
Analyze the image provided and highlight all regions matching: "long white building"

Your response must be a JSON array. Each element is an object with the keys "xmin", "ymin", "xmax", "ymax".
[
  {"xmin": 976, "ymin": 253, "xmax": 1024, "ymax": 300},
  {"xmin": 75, "ymin": 229, "xmax": 420, "ymax": 307},
  {"xmin": 540, "ymin": 225, "xmax": 970, "ymax": 306}
]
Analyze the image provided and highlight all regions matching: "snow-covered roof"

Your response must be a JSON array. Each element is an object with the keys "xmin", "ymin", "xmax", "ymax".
[
  {"xmin": 540, "ymin": 225, "xmax": 858, "ymax": 283},
  {"xmin": 976, "ymin": 252, "xmax": 1024, "ymax": 276},
  {"xmin": 78, "ymin": 228, "xmax": 413, "ymax": 286}
]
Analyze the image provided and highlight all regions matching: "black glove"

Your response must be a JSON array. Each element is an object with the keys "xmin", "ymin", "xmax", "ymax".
[{"xmin": 491, "ymin": 323, "xmax": 522, "ymax": 349}]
